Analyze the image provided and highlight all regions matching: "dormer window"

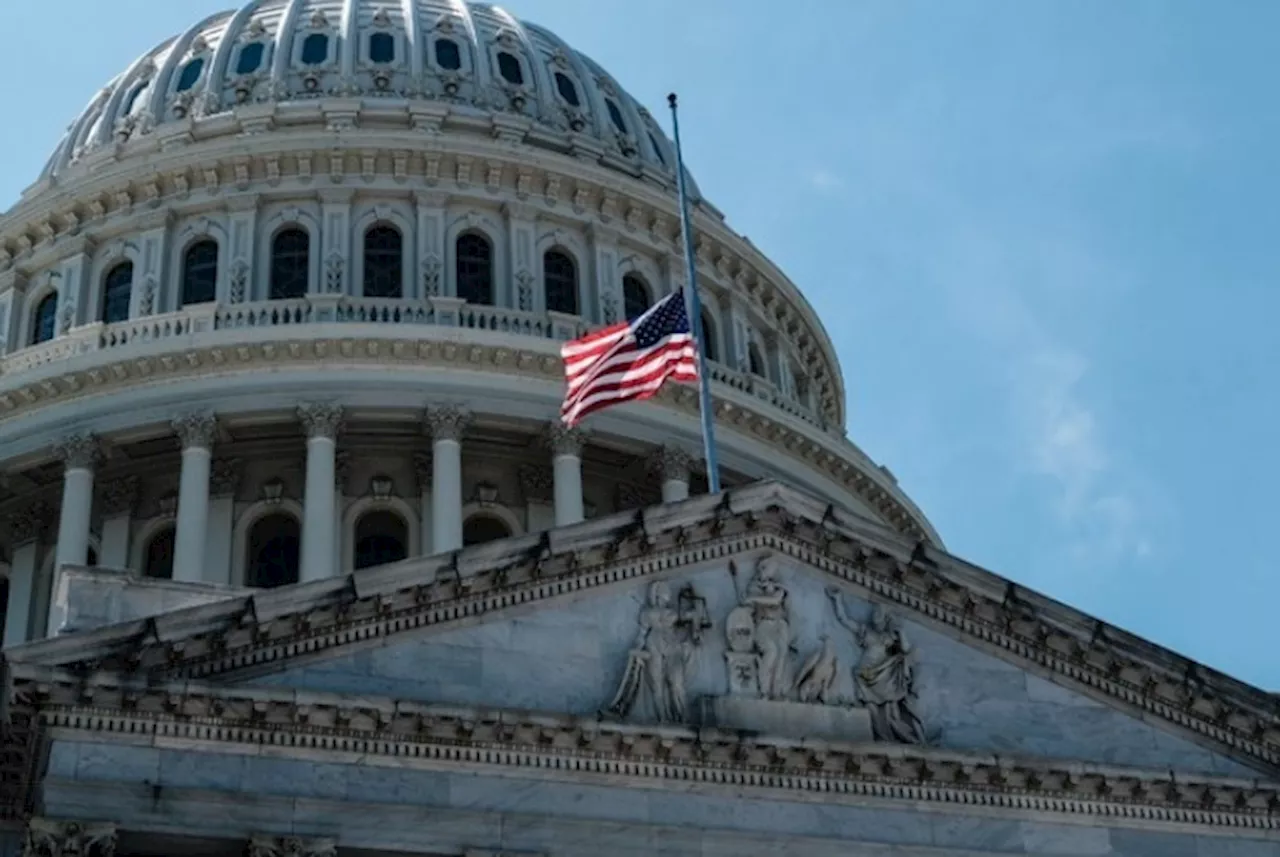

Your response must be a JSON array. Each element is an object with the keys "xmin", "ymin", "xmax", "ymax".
[
  {"xmin": 175, "ymin": 58, "xmax": 205, "ymax": 92},
  {"xmin": 496, "ymin": 51, "xmax": 524, "ymax": 86},
  {"xmin": 554, "ymin": 72, "xmax": 579, "ymax": 106},
  {"xmin": 370, "ymin": 32, "xmax": 395, "ymax": 64},
  {"xmin": 434, "ymin": 38, "xmax": 461, "ymax": 71},
  {"xmin": 606, "ymin": 99, "xmax": 628, "ymax": 135},
  {"xmin": 236, "ymin": 42, "xmax": 265, "ymax": 75},
  {"xmin": 301, "ymin": 33, "xmax": 329, "ymax": 66}
]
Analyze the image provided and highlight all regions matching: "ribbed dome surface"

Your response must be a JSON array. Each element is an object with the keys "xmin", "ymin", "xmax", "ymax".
[{"xmin": 40, "ymin": 0, "xmax": 694, "ymax": 194}]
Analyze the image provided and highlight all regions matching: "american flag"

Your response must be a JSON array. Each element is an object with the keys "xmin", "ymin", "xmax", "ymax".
[{"xmin": 560, "ymin": 290, "xmax": 699, "ymax": 426}]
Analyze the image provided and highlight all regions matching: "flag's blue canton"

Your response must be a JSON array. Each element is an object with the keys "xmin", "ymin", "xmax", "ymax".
[{"xmin": 633, "ymin": 291, "xmax": 690, "ymax": 348}]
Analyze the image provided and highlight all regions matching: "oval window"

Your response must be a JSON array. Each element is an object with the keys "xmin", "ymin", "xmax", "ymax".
[
  {"xmin": 554, "ymin": 72, "xmax": 579, "ymax": 106},
  {"xmin": 236, "ymin": 42, "xmax": 265, "ymax": 75},
  {"xmin": 434, "ymin": 38, "xmax": 461, "ymax": 71}
]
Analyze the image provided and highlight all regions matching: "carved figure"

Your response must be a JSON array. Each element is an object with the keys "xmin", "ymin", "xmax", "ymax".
[
  {"xmin": 792, "ymin": 634, "xmax": 838, "ymax": 704},
  {"xmin": 607, "ymin": 580, "xmax": 707, "ymax": 723},
  {"xmin": 742, "ymin": 556, "xmax": 792, "ymax": 699},
  {"xmin": 827, "ymin": 589, "xmax": 927, "ymax": 745}
]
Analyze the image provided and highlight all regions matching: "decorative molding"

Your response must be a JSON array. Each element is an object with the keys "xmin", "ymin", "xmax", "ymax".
[
  {"xmin": 9, "ymin": 500, "xmax": 52, "ymax": 545},
  {"xmin": 246, "ymin": 835, "xmax": 337, "ymax": 857},
  {"xmin": 210, "ymin": 458, "xmax": 243, "ymax": 497},
  {"xmin": 426, "ymin": 405, "xmax": 471, "ymax": 442},
  {"xmin": 517, "ymin": 464, "xmax": 553, "ymax": 504},
  {"xmin": 171, "ymin": 411, "xmax": 217, "ymax": 450},
  {"xmin": 544, "ymin": 422, "xmax": 586, "ymax": 457},
  {"xmin": 650, "ymin": 444, "xmax": 695, "ymax": 483},
  {"xmin": 412, "ymin": 451, "xmax": 432, "ymax": 493},
  {"xmin": 98, "ymin": 476, "xmax": 140, "ymax": 517},
  {"xmin": 297, "ymin": 402, "xmax": 344, "ymax": 440},
  {"xmin": 22, "ymin": 817, "xmax": 117, "ymax": 857},
  {"xmin": 52, "ymin": 433, "xmax": 100, "ymax": 470}
]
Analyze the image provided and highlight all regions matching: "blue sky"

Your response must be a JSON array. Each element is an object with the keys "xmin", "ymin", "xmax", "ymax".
[{"xmin": 2, "ymin": 1, "xmax": 1277, "ymax": 687}]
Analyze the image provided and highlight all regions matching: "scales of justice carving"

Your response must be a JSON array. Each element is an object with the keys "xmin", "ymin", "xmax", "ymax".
[{"xmin": 605, "ymin": 555, "xmax": 928, "ymax": 744}]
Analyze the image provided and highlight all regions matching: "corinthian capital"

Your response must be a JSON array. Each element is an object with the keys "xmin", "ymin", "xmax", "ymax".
[
  {"xmin": 650, "ymin": 445, "xmax": 695, "ymax": 483},
  {"xmin": 9, "ymin": 501, "xmax": 52, "ymax": 545},
  {"xmin": 99, "ymin": 476, "xmax": 140, "ymax": 517},
  {"xmin": 172, "ymin": 411, "xmax": 218, "ymax": 450},
  {"xmin": 426, "ymin": 405, "xmax": 471, "ymax": 442},
  {"xmin": 23, "ymin": 817, "xmax": 117, "ymax": 857},
  {"xmin": 545, "ymin": 422, "xmax": 586, "ymax": 457},
  {"xmin": 297, "ymin": 402, "xmax": 344, "ymax": 440},
  {"xmin": 53, "ymin": 433, "xmax": 101, "ymax": 470}
]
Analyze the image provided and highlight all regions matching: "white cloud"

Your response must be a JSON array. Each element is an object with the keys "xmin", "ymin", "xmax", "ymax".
[{"xmin": 805, "ymin": 168, "xmax": 844, "ymax": 193}]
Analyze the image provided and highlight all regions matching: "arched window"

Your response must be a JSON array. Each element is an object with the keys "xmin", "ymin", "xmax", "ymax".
[
  {"xmin": 748, "ymin": 342, "xmax": 766, "ymax": 378},
  {"xmin": 236, "ymin": 42, "xmax": 265, "ymax": 75},
  {"xmin": 30, "ymin": 293, "xmax": 58, "ymax": 345},
  {"xmin": 363, "ymin": 225, "xmax": 403, "ymax": 298},
  {"xmin": 369, "ymin": 33, "xmax": 395, "ymax": 64},
  {"xmin": 456, "ymin": 233, "xmax": 493, "ymax": 305},
  {"xmin": 554, "ymin": 72, "xmax": 580, "ymax": 106},
  {"xmin": 543, "ymin": 249, "xmax": 577, "ymax": 315},
  {"xmin": 182, "ymin": 240, "xmax": 218, "ymax": 306},
  {"xmin": 270, "ymin": 228, "xmax": 310, "ymax": 299},
  {"xmin": 122, "ymin": 82, "xmax": 148, "ymax": 116},
  {"xmin": 176, "ymin": 58, "xmax": 205, "ymax": 92},
  {"xmin": 143, "ymin": 527, "xmax": 176, "ymax": 580},
  {"xmin": 606, "ymin": 100, "xmax": 628, "ymax": 135},
  {"xmin": 622, "ymin": 274, "xmax": 650, "ymax": 320},
  {"xmin": 496, "ymin": 52, "xmax": 524, "ymax": 86},
  {"xmin": 353, "ymin": 510, "xmax": 408, "ymax": 571},
  {"xmin": 463, "ymin": 514, "xmax": 511, "ymax": 547},
  {"xmin": 101, "ymin": 262, "xmax": 133, "ymax": 324},
  {"xmin": 699, "ymin": 310, "xmax": 718, "ymax": 362},
  {"xmin": 301, "ymin": 33, "xmax": 329, "ymax": 66},
  {"xmin": 434, "ymin": 39, "xmax": 461, "ymax": 71},
  {"xmin": 246, "ymin": 513, "xmax": 301, "ymax": 589}
]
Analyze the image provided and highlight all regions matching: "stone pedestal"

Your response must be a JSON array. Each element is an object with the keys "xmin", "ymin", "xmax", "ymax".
[{"xmin": 701, "ymin": 696, "xmax": 874, "ymax": 742}]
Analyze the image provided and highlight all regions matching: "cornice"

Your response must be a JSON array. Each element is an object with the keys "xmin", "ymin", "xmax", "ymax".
[
  {"xmin": 0, "ymin": 138, "xmax": 845, "ymax": 425},
  {"xmin": 13, "ymin": 484, "xmax": 1277, "ymax": 775},
  {"xmin": 15, "ymin": 672, "xmax": 1280, "ymax": 836},
  {"xmin": 0, "ymin": 333, "xmax": 929, "ymax": 541}
]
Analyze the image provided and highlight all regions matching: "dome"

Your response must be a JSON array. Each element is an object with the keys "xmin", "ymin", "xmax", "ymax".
[{"xmin": 37, "ymin": 0, "xmax": 700, "ymax": 198}]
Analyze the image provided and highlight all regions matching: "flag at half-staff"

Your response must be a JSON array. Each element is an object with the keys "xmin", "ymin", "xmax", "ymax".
[{"xmin": 559, "ymin": 289, "xmax": 699, "ymax": 427}]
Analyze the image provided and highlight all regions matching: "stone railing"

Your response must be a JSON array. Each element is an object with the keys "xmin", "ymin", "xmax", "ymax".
[{"xmin": 0, "ymin": 294, "xmax": 826, "ymax": 429}]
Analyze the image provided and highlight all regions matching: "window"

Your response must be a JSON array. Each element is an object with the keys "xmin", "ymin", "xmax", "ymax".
[
  {"xmin": 369, "ymin": 32, "xmax": 395, "ymax": 64},
  {"xmin": 182, "ymin": 240, "xmax": 218, "ymax": 306},
  {"xmin": 354, "ymin": 510, "xmax": 408, "ymax": 571},
  {"xmin": 362, "ymin": 225, "xmax": 403, "ymax": 298},
  {"xmin": 748, "ymin": 342, "xmax": 766, "ymax": 378},
  {"xmin": 622, "ymin": 274, "xmax": 650, "ymax": 320},
  {"xmin": 176, "ymin": 58, "xmax": 205, "ymax": 92},
  {"xmin": 543, "ymin": 249, "xmax": 577, "ymax": 315},
  {"xmin": 143, "ymin": 527, "xmax": 176, "ymax": 580},
  {"xmin": 649, "ymin": 133, "xmax": 667, "ymax": 166},
  {"xmin": 301, "ymin": 33, "xmax": 329, "ymax": 66},
  {"xmin": 122, "ymin": 82, "xmax": 148, "ymax": 116},
  {"xmin": 434, "ymin": 38, "xmax": 461, "ymax": 70},
  {"xmin": 236, "ymin": 42, "xmax": 265, "ymax": 75},
  {"xmin": 455, "ymin": 233, "xmax": 493, "ymax": 305},
  {"xmin": 246, "ymin": 513, "xmax": 301, "ymax": 588},
  {"xmin": 554, "ymin": 72, "xmax": 579, "ymax": 106},
  {"xmin": 606, "ymin": 99, "xmax": 628, "ymax": 135},
  {"xmin": 700, "ymin": 310, "xmax": 718, "ymax": 362},
  {"xmin": 30, "ymin": 293, "xmax": 58, "ymax": 345},
  {"xmin": 496, "ymin": 51, "xmax": 523, "ymax": 85},
  {"xmin": 101, "ymin": 262, "xmax": 133, "ymax": 324},
  {"xmin": 463, "ymin": 514, "xmax": 511, "ymax": 547},
  {"xmin": 270, "ymin": 229, "xmax": 310, "ymax": 299}
]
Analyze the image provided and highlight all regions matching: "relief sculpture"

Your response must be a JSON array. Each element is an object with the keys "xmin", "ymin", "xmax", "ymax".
[{"xmin": 607, "ymin": 580, "xmax": 711, "ymax": 723}]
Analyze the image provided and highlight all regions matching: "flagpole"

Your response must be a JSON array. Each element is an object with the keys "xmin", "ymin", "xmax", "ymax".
[{"xmin": 667, "ymin": 93, "xmax": 721, "ymax": 494}]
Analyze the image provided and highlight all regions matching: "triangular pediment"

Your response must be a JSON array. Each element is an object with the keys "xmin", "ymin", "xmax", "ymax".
[{"xmin": 7, "ymin": 481, "xmax": 1279, "ymax": 789}]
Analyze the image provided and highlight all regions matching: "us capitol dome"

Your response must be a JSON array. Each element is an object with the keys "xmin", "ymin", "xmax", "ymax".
[{"xmin": 3, "ymin": 4, "xmax": 1277, "ymax": 857}]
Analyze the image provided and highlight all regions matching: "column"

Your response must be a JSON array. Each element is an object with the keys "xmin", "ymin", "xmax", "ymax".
[
  {"xmin": 547, "ymin": 423, "xmax": 585, "ymax": 527},
  {"xmin": 97, "ymin": 476, "xmax": 138, "ymax": 569},
  {"xmin": 414, "ymin": 191, "xmax": 447, "ymax": 300},
  {"xmin": 518, "ymin": 464, "xmax": 555, "ymax": 534},
  {"xmin": 224, "ymin": 199, "xmax": 258, "ymax": 303},
  {"xmin": 318, "ymin": 189, "xmax": 353, "ymax": 296},
  {"xmin": 3, "ymin": 502, "xmax": 49, "ymax": 647},
  {"xmin": 587, "ymin": 223, "xmax": 621, "ymax": 324},
  {"xmin": 427, "ymin": 406, "xmax": 470, "ymax": 552},
  {"xmin": 131, "ymin": 214, "xmax": 172, "ymax": 317},
  {"xmin": 53, "ymin": 434, "xmax": 99, "ymax": 570},
  {"xmin": 651, "ymin": 445, "xmax": 695, "ymax": 504},
  {"xmin": 171, "ymin": 412, "xmax": 217, "ymax": 583},
  {"xmin": 205, "ymin": 458, "xmax": 241, "ymax": 586},
  {"xmin": 298, "ymin": 403, "xmax": 343, "ymax": 581},
  {"xmin": 413, "ymin": 451, "xmax": 434, "ymax": 555},
  {"xmin": 503, "ymin": 202, "xmax": 537, "ymax": 311},
  {"xmin": 0, "ymin": 270, "xmax": 27, "ymax": 357}
]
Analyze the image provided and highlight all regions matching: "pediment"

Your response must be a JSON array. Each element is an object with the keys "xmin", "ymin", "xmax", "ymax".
[{"xmin": 8, "ymin": 481, "xmax": 1279, "ymax": 787}]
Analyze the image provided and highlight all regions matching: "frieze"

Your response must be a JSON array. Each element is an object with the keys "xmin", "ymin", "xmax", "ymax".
[
  {"xmin": 246, "ymin": 835, "xmax": 337, "ymax": 857},
  {"xmin": 22, "ymin": 817, "xmax": 117, "ymax": 857}
]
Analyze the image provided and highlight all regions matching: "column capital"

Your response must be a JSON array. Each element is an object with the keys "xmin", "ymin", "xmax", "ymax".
[
  {"xmin": 53, "ymin": 433, "xmax": 101, "ymax": 470},
  {"xmin": 24, "ymin": 817, "xmax": 118, "ymax": 857},
  {"xmin": 247, "ymin": 834, "xmax": 337, "ymax": 857},
  {"xmin": 9, "ymin": 500, "xmax": 52, "ymax": 546},
  {"xmin": 517, "ymin": 463, "xmax": 554, "ymax": 504},
  {"xmin": 297, "ymin": 402, "xmax": 344, "ymax": 440},
  {"xmin": 545, "ymin": 422, "xmax": 587, "ymax": 457},
  {"xmin": 426, "ymin": 405, "xmax": 471, "ymax": 442},
  {"xmin": 649, "ymin": 444, "xmax": 696, "ymax": 483},
  {"xmin": 210, "ymin": 457, "xmax": 243, "ymax": 498},
  {"xmin": 172, "ymin": 411, "xmax": 218, "ymax": 450},
  {"xmin": 99, "ymin": 475, "xmax": 140, "ymax": 517}
]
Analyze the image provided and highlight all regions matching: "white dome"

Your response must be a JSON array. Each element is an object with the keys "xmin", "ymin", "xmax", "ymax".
[{"xmin": 39, "ymin": 0, "xmax": 699, "ymax": 196}]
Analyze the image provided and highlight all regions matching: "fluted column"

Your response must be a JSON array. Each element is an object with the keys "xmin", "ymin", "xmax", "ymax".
[
  {"xmin": 651, "ymin": 445, "xmax": 695, "ymax": 504},
  {"xmin": 547, "ymin": 424, "xmax": 586, "ymax": 527},
  {"xmin": 172, "ymin": 412, "xmax": 217, "ymax": 583},
  {"xmin": 53, "ymin": 434, "xmax": 99, "ymax": 570},
  {"xmin": 427, "ymin": 406, "xmax": 470, "ymax": 552},
  {"xmin": 97, "ymin": 476, "xmax": 139, "ymax": 569},
  {"xmin": 298, "ymin": 403, "xmax": 343, "ymax": 581},
  {"xmin": 414, "ymin": 452, "xmax": 433, "ymax": 556},
  {"xmin": 4, "ymin": 502, "xmax": 49, "ymax": 646}
]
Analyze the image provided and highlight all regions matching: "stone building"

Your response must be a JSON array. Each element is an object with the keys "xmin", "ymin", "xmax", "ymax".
[{"xmin": 0, "ymin": 2, "xmax": 1276, "ymax": 855}]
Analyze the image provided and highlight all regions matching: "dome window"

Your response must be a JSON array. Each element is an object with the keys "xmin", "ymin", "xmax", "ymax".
[
  {"xmin": 700, "ymin": 310, "xmax": 718, "ymax": 362},
  {"xmin": 606, "ymin": 99, "xmax": 628, "ymax": 135},
  {"xmin": 236, "ymin": 42, "xmax": 265, "ymax": 75},
  {"xmin": 369, "ymin": 32, "xmax": 395, "ymax": 64},
  {"xmin": 122, "ymin": 82, "xmax": 148, "ymax": 116},
  {"xmin": 30, "ymin": 293, "xmax": 58, "ymax": 345},
  {"xmin": 455, "ymin": 233, "xmax": 493, "ymax": 305},
  {"xmin": 181, "ymin": 240, "xmax": 218, "ymax": 307},
  {"xmin": 496, "ymin": 51, "xmax": 524, "ymax": 86},
  {"xmin": 354, "ymin": 510, "xmax": 409, "ymax": 571},
  {"xmin": 301, "ymin": 33, "xmax": 330, "ymax": 66},
  {"xmin": 748, "ymin": 342, "xmax": 766, "ymax": 378},
  {"xmin": 554, "ymin": 72, "xmax": 580, "ymax": 107},
  {"xmin": 363, "ymin": 225, "xmax": 403, "ymax": 298},
  {"xmin": 101, "ymin": 262, "xmax": 133, "ymax": 324},
  {"xmin": 622, "ymin": 273, "xmax": 651, "ymax": 320},
  {"xmin": 649, "ymin": 133, "xmax": 667, "ymax": 166},
  {"xmin": 434, "ymin": 38, "xmax": 462, "ymax": 71},
  {"xmin": 543, "ymin": 249, "xmax": 578, "ymax": 315},
  {"xmin": 143, "ymin": 527, "xmax": 176, "ymax": 580},
  {"xmin": 175, "ymin": 58, "xmax": 205, "ymax": 93},
  {"xmin": 270, "ymin": 229, "xmax": 310, "ymax": 300},
  {"xmin": 246, "ymin": 513, "xmax": 301, "ymax": 588}
]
